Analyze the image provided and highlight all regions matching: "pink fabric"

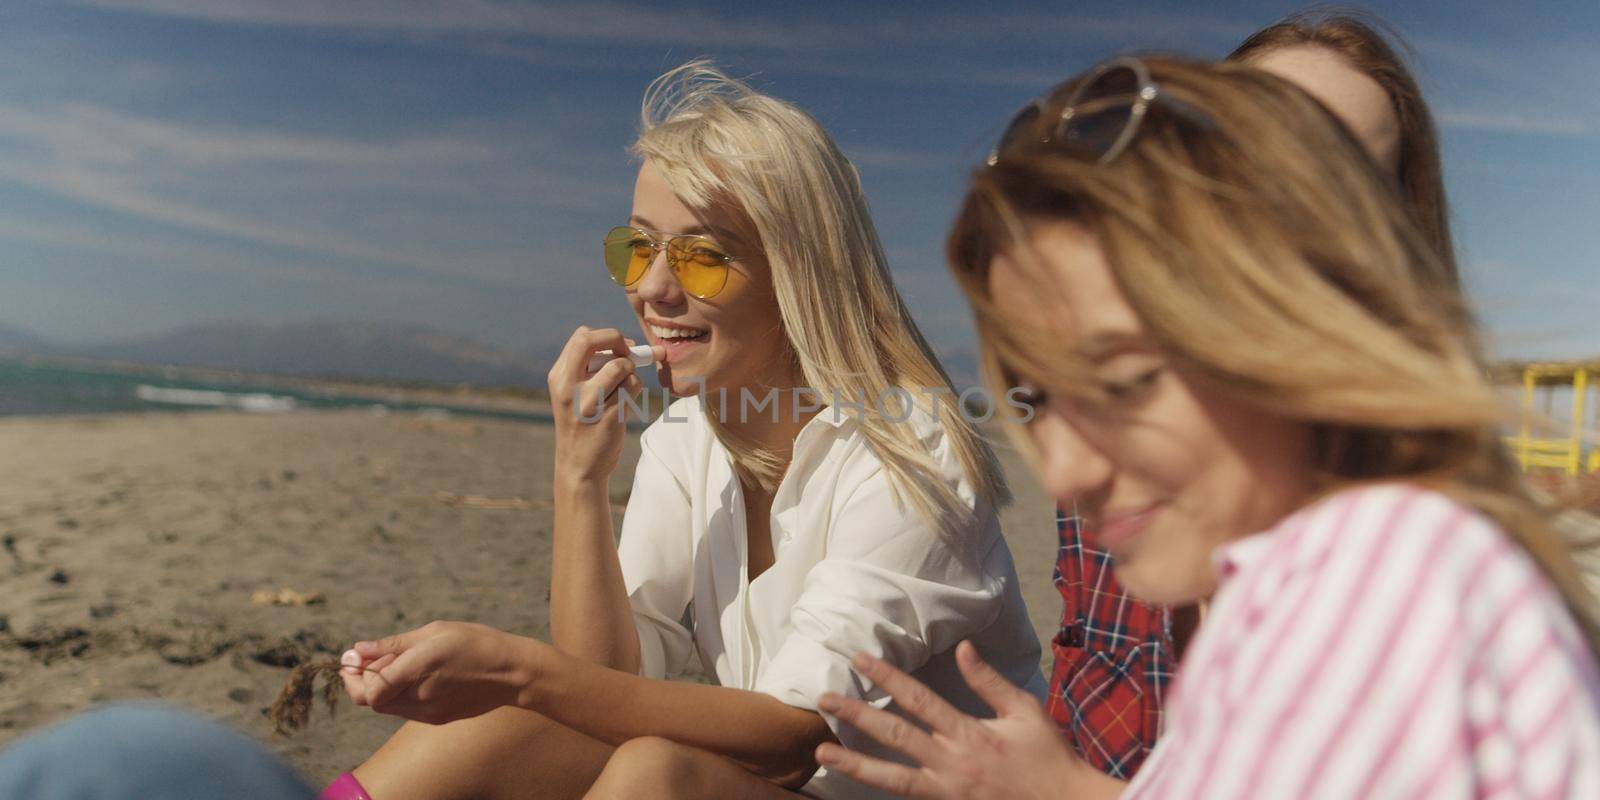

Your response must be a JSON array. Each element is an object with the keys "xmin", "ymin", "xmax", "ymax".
[
  {"xmin": 1124, "ymin": 484, "xmax": 1600, "ymax": 798},
  {"xmin": 318, "ymin": 772, "xmax": 373, "ymax": 800}
]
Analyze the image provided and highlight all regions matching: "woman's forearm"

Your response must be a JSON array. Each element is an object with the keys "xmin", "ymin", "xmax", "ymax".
[
  {"xmin": 517, "ymin": 640, "xmax": 833, "ymax": 785},
  {"xmin": 548, "ymin": 470, "xmax": 640, "ymax": 673}
]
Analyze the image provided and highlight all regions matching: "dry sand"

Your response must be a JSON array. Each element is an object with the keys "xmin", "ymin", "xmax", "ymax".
[{"xmin": 0, "ymin": 409, "xmax": 1062, "ymax": 787}]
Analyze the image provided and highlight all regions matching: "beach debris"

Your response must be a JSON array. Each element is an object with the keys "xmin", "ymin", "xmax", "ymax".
[
  {"xmin": 428, "ymin": 491, "xmax": 625, "ymax": 514},
  {"xmin": 8, "ymin": 625, "xmax": 92, "ymax": 664},
  {"xmin": 47, "ymin": 569, "xmax": 69, "ymax": 585},
  {"xmin": 251, "ymin": 587, "xmax": 326, "ymax": 607},
  {"xmin": 268, "ymin": 659, "xmax": 388, "ymax": 736},
  {"xmin": 268, "ymin": 660, "xmax": 344, "ymax": 736},
  {"xmin": 432, "ymin": 491, "xmax": 543, "ymax": 510}
]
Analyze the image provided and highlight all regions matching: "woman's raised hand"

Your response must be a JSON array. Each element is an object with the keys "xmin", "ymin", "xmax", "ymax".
[
  {"xmin": 547, "ymin": 326, "xmax": 661, "ymax": 483},
  {"xmin": 815, "ymin": 641, "xmax": 1123, "ymax": 800}
]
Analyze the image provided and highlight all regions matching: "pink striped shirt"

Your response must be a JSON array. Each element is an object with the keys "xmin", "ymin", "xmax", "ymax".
[{"xmin": 1124, "ymin": 484, "xmax": 1600, "ymax": 799}]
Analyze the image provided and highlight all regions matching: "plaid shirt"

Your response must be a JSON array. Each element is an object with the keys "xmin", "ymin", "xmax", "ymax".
[{"xmin": 1046, "ymin": 504, "xmax": 1174, "ymax": 779}]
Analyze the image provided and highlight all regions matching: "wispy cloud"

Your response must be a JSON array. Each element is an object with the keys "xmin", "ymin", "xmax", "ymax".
[
  {"xmin": 71, "ymin": 0, "xmax": 824, "ymax": 49},
  {"xmin": 1411, "ymin": 32, "xmax": 1600, "ymax": 141},
  {"xmin": 0, "ymin": 214, "xmax": 382, "ymax": 291},
  {"xmin": 0, "ymin": 103, "xmax": 497, "ymax": 167},
  {"xmin": 1436, "ymin": 110, "xmax": 1593, "ymax": 137},
  {"xmin": 72, "ymin": 1, "xmax": 1256, "ymax": 77},
  {"xmin": 0, "ymin": 101, "xmax": 616, "ymax": 288}
]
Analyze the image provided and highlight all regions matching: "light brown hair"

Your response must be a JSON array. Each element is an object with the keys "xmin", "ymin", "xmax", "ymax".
[
  {"xmin": 950, "ymin": 56, "xmax": 1600, "ymax": 655},
  {"xmin": 1230, "ymin": 10, "xmax": 1458, "ymax": 294}
]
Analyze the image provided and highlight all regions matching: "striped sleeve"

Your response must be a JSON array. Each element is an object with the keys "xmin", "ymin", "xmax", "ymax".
[{"xmin": 1126, "ymin": 485, "xmax": 1600, "ymax": 799}]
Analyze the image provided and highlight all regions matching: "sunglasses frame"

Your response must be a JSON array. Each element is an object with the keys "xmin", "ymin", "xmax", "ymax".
[
  {"xmin": 602, "ymin": 225, "xmax": 744, "ymax": 300},
  {"xmin": 986, "ymin": 56, "xmax": 1169, "ymax": 168}
]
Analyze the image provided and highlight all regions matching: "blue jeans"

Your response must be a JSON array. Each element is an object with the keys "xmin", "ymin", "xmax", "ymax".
[{"xmin": 0, "ymin": 703, "xmax": 315, "ymax": 799}]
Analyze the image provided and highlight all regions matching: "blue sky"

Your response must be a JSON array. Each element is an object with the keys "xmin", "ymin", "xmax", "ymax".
[{"xmin": 0, "ymin": 0, "xmax": 1596, "ymax": 369}]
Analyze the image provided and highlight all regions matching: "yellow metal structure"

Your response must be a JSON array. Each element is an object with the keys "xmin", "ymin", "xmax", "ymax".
[{"xmin": 1503, "ymin": 359, "xmax": 1600, "ymax": 475}]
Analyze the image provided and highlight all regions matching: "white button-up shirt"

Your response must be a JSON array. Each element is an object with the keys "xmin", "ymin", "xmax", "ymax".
[{"xmin": 618, "ymin": 393, "xmax": 1045, "ymax": 799}]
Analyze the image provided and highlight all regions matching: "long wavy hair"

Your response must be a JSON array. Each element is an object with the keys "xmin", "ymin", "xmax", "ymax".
[
  {"xmin": 633, "ymin": 60, "xmax": 1008, "ymax": 533},
  {"xmin": 1230, "ymin": 9, "xmax": 1459, "ymax": 302},
  {"xmin": 948, "ymin": 56, "xmax": 1600, "ymax": 656}
]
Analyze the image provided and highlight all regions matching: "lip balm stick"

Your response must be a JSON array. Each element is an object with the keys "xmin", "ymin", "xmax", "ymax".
[{"xmin": 586, "ymin": 344, "xmax": 657, "ymax": 375}]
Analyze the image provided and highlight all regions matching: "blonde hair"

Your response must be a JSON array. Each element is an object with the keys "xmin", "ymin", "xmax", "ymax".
[
  {"xmin": 632, "ymin": 60, "xmax": 1008, "ymax": 533},
  {"xmin": 948, "ymin": 57, "xmax": 1600, "ymax": 655}
]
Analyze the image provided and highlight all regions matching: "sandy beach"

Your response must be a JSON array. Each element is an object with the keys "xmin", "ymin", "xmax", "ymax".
[{"xmin": 0, "ymin": 409, "xmax": 1063, "ymax": 786}]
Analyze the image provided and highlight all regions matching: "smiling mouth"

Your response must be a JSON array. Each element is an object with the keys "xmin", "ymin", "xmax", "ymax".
[
  {"xmin": 1091, "ymin": 502, "xmax": 1162, "ymax": 552},
  {"xmin": 647, "ymin": 323, "xmax": 709, "ymax": 344}
]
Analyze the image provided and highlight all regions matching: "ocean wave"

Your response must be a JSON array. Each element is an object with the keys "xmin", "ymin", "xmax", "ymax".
[{"xmin": 134, "ymin": 385, "xmax": 297, "ymax": 413}]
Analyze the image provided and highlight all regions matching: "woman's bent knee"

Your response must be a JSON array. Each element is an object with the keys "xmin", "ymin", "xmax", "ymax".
[
  {"xmin": 355, "ymin": 708, "xmax": 610, "ymax": 800},
  {"xmin": 588, "ymin": 737, "xmax": 699, "ymax": 798}
]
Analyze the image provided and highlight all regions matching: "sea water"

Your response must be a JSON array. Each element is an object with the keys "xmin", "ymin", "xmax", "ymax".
[{"xmin": 0, "ymin": 358, "xmax": 555, "ymax": 424}]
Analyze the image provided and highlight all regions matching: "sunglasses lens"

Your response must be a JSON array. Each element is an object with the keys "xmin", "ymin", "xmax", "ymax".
[
  {"xmin": 1059, "ymin": 65, "xmax": 1143, "ymax": 162},
  {"xmin": 668, "ymin": 237, "xmax": 731, "ymax": 298},
  {"xmin": 990, "ymin": 102, "xmax": 1044, "ymax": 163},
  {"xmin": 602, "ymin": 226, "xmax": 652, "ymax": 286}
]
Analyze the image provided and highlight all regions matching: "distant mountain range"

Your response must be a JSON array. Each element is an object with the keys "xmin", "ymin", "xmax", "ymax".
[
  {"xmin": 0, "ymin": 320, "xmax": 561, "ymax": 388},
  {"xmin": 0, "ymin": 319, "xmax": 986, "ymax": 390},
  {"xmin": 0, "ymin": 322, "xmax": 54, "ymax": 354}
]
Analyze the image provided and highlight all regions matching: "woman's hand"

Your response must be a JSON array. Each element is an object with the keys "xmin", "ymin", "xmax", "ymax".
[
  {"xmin": 815, "ymin": 641, "xmax": 1124, "ymax": 800},
  {"xmin": 547, "ymin": 326, "xmax": 661, "ymax": 484},
  {"xmin": 339, "ymin": 621, "xmax": 542, "ymax": 725}
]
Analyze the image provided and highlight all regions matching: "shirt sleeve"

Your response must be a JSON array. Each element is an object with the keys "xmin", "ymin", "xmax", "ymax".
[
  {"xmin": 752, "ymin": 463, "xmax": 1008, "ymax": 720},
  {"xmin": 1129, "ymin": 487, "xmax": 1600, "ymax": 798},
  {"xmin": 616, "ymin": 435, "xmax": 696, "ymax": 679}
]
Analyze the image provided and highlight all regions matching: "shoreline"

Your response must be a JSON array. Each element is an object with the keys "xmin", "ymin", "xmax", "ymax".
[{"xmin": 1, "ymin": 354, "xmax": 556, "ymax": 419}]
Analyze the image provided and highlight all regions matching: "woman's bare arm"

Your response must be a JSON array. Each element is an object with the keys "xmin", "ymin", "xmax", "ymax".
[
  {"xmin": 518, "ymin": 639, "xmax": 833, "ymax": 787},
  {"xmin": 546, "ymin": 327, "xmax": 653, "ymax": 672},
  {"xmin": 549, "ymin": 472, "xmax": 640, "ymax": 672}
]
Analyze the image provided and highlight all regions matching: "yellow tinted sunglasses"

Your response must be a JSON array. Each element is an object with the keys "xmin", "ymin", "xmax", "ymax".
[{"xmin": 602, "ymin": 225, "xmax": 740, "ymax": 300}]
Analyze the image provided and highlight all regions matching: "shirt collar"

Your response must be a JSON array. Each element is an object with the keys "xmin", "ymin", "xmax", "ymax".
[
  {"xmin": 817, "ymin": 404, "xmax": 855, "ymax": 429},
  {"xmin": 1211, "ymin": 531, "xmax": 1278, "ymax": 583},
  {"xmin": 1209, "ymin": 494, "xmax": 1333, "ymax": 583}
]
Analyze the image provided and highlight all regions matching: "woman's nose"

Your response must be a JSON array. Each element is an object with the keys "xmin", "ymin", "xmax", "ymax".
[
  {"xmin": 634, "ymin": 246, "xmax": 683, "ymax": 305},
  {"xmin": 1033, "ymin": 412, "xmax": 1115, "ymax": 506}
]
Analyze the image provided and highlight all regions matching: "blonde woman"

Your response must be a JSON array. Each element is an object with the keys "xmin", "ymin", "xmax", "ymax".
[
  {"xmin": 322, "ymin": 61, "xmax": 1044, "ymax": 800},
  {"xmin": 815, "ymin": 56, "xmax": 1600, "ymax": 798}
]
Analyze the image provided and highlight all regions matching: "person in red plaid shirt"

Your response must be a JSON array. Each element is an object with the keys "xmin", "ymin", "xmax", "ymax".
[
  {"xmin": 1045, "ymin": 506, "xmax": 1174, "ymax": 778},
  {"xmin": 1044, "ymin": 11, "xmax": 1471, "ymax": 778}
]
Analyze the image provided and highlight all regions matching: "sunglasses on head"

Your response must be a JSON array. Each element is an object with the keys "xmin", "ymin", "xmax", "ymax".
[
  {"xmin": 602, "ymin": 225, "xmax": 744, "ymax": 300},
  {"xmin": 986, "ymin": 56, "xmax": 1206, "ymax": 167}
]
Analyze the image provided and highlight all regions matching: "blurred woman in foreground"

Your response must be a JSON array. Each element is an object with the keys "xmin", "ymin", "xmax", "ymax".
[
  {"xmin": 818, "ymin": 56, "xmax": 1600, "ymax": 798},
  {"xmin": 1041, "ymin": 12, "xmax": 1488, "ymax": 779}
]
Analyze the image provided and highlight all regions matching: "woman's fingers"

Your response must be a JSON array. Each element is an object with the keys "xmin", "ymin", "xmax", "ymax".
[
  {"xmin": 361, "ymin": 653, "xmax": 401, "ymax": 708},
  {"xmin": 574, "ymin": 329, "xmax": 631, "ymax": 376},
  {"xmin": 954, "ymin": 641, "xmax": 1039, "ymax": 718},
  {"xmin": 549, "ymin": 326, "xmax": 631, "ymax": 399},
  {"xmin": 574, "ymin": 358, "xmax": 637, "ymax": 421},
  {"xmin": 340, "ymin": 649, "xmax": 370, "ymax": 705},
  {"xmin": 850, "ymin": 653, "xmax": 975, "ymax": 737},
  {"xmin": 815, "ymin": 742, "xmax": 940, "ymax": 799},
  {"xmin": 818, "ymin": 693, "xmax": 943, "ymax": 767}
]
